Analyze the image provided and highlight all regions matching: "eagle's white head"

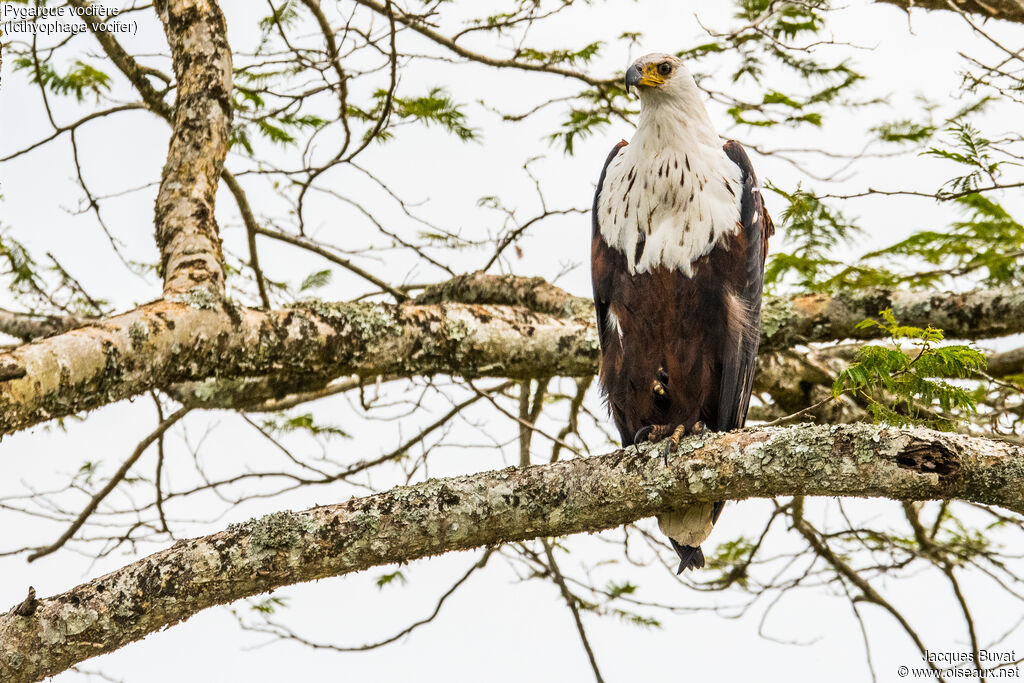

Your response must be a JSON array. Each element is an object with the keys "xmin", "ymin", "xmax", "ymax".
[
  {"xmin": 625, "ymin": 53, "xmax": 716, "ymax": 141},
  {"xmin": 596, "ymin": 52, "xmax": 741, "ymax": 275}
]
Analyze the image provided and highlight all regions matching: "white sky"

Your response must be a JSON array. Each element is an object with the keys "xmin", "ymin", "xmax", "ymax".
[{"xmin": 1, "ymin": 1, "xmax": 1023, "ymax": 681}]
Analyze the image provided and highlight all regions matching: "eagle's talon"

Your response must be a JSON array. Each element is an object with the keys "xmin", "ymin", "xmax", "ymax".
[
  {"xmin": 690, "ymin": 421, "xmax": 706, "ymax": 435},
  {"xmin": 650, "ymin": 424, "xmax": 674, "ymax": 441},
  {"xmin": 633, "ymin": 425, "xmax": 654, "ymax": 444},
  {"xmin": 637, "ymin": 424, "xmax": 673, "ymax": 444},
  {"xmin": 668, "ymin": 423, "xmax": 688, "ymax": 453}
]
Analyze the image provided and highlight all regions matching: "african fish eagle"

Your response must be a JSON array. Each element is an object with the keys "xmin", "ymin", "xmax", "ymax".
[{"xmin": 591, "ymin": 53, "xmax": 774, "ymax": 572}]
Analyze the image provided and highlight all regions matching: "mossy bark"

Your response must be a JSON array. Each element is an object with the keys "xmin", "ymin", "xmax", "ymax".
[
  {"xmin": 0, "ymin": 299, "xmax": 598, "ymax": 435},
  {"xmin": 2, "ymin": 424, "xmax": 1022, "ymax": 682},
  {"xmin": 2, "ymin": 284, "xmax": 1024, "ymax": 431},
  {"xmin": 152, "ymin": 0, "xmax": 233, "ymax": 297}
]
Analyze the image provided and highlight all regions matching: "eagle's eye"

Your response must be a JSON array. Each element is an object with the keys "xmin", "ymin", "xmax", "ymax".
[{"xmin": 657, "ymin": 62, "xmax": 672, "ymax": 76}]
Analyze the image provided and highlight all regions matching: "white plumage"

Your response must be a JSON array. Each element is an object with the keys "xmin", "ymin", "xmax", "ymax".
[{"xmin": 597, "ymin": 55, "xmax": 743, "ymax": 276}]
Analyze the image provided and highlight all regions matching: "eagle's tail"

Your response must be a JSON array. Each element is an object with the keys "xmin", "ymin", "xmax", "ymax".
[{"xmin": 669, "ymin": 539, "xmax": 705, "ymax": 573}]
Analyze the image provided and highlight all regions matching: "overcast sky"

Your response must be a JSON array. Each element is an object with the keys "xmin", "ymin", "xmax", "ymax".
[{"xmin": 2, "ymin": 1, "xmax": 1023, "ymax": 681}]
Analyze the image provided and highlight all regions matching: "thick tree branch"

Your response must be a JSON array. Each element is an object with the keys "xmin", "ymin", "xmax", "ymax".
[
  {"xmin": 1, "ymin": 283, "xmax": 1023, "ymax": 433},
  {"xmin": 876, "ymin": 0, "xmax": 1024, "ymax": 25},
  {"xmin": 152, "ymin": 0, "xmax": 233, "ymax": 297},
  {"xmin": 989, "ymin": 346, "xmax": 1024, "ymax": 378},
  {"xmin": 0, "ymin": 309, "xmax": 83, "ymax": 343},
  {"xmin": 0, "ymin": 298, "xmax": 596, "ymax": 435},
  {"xmin": 415, "ymin": 272, "xmax": 593, "ymax": 319},
  {"xmin": 417, "ymin": 274, "xmax": 1024, "ymax": 352},
  {"xmin": 2, "ymin": 424, "xmax": 1022, "ymax": 682},
  {"xmin": 745, "ymin": 286, "xmax": 1024, "ymax": 352}
]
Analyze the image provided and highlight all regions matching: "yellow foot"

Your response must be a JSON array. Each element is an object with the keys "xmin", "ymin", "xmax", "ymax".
[{"xmin": 651, "ymin": 368, "xmax": 669, "ymax": 400}]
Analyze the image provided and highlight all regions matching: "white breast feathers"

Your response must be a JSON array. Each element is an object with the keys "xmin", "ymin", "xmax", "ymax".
[{"xmin": 598, "ymin": 133, "xmax": 743, "ymax": 277}]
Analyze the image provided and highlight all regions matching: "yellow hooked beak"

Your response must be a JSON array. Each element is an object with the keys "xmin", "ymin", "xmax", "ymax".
[{"xmin": 625, "ymin": 63, "xmax": 665, "ymax": 90}]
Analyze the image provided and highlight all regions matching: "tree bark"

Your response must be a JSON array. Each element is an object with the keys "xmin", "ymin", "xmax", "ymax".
[
  {"xmin": 876, "ymin": 0, "xmax": 1024, "ymax": 25},
  {"xmin": 0, "ymin": 298, "xmax": 596, "ymax": 435},
  {"xmin": 1, "ymin": 284, "xmax": 1023, "ymax": 434},
  {"xmin": 151, "ymin": 0, "xmax": 233, "ymax": 297},
  {"xmin": 2, "ymin": 423, "xmax": 1022, "ymax": 682}
]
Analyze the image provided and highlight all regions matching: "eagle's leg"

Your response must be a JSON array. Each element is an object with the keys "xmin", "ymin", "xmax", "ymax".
[
  {"xmin": 651, "ymin": 368, "xmax": 669, "ymax": 401},
  {"xmin": 634, "ymin": 422, "xmax": 707, "ymax": 464},
  {"xmin": 633, "ymin": 423, "xmax": 674, "ymax": 445},
  {"xmin": 633, "ymin": 422, "xmax": 704, "ymax": 445},
  {"xmin": 661, "ymin": 424, "xmax": 686, "ymax": 465}
]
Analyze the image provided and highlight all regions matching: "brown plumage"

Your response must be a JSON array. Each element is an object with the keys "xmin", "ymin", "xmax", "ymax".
[
  {"xmin": 592, "ymin": 54, "xmax": 774, "ymax": 572},
  {"xmin": 593, "ymin": 226, "xmax": 752, "ymax": 435}
]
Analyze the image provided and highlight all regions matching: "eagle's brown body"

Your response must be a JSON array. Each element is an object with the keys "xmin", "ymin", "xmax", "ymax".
[
  {"xmin": 591, "ymin": 54, "xmax": 774, "ymax": 571},
  {"xmin": 593, "ymin": 219, "xmax": 757, "ymax": 438}
]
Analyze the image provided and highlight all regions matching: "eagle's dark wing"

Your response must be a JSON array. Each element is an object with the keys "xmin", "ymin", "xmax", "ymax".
[
  {"xmin": 717, "ymin": 140, "xmax": 775, "ymax": 431},
  {"xmin": 591, "ymin": 140, "xmax": 628, "ymax": 353},
  {"xmin": 591, "ymin": 140, "xmax": 633, "ymax": 443}
]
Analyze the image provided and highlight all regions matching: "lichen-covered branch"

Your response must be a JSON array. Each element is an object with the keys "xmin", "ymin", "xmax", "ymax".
[
  {"xmin": 2, "ymin": 423, "xmax": 1022, "ymax": 682},
  {"xmin": 989, "ymin": 346, "xmax": 1024, "ymax": 378},
  {"xmin": 760, "ymin": 287, "xmax": 1024, "ymax": 351},
  {"xmin": 414, "ymin": 273, "xmax": 1024, "ymax": 351},
  {"xmin": 0, "ymin": 309, "xmax": 83, "ymax": 343},
  {"xmin": 152, "ymin": 0, "xmax": 233, "ymax": 296},
  {"xmin": 1, "ymin": 282, "xmax": 1022, "ymax": 433},
  {"xmin": 875, "ymin": 0, "xmax": 1024, "ymax": 25},
  {"xmin": 415, "ymin": 272, "xmax": 593, "ymax": 320},
  {"xmin": 0, "ymin": 298, "xmax": 596, "ymax": 435}
]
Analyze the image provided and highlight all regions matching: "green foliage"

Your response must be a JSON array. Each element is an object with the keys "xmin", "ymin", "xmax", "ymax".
[
  {"xmin": 944, "ymin": 511, "xmax": 995, "ymax": 561},
  {"xmin": 871, "ymin": 119, "xmax": 936, "ymax": 145},
  {"xmin": 0, "ymin": 229, "xmax": 44, "ymax": 298},
  {"xmin": 607, "ymin": 609, "xmax": 662, "ymax": 630},
  {"xmin": 703, "ymin": 536, "xmax": 756, "ymax": 588},
  {"xmin": 682, "ymin": 0, "xmax": 867, "ymax": 131},
  {"xmin": 260, "ymin": 413, "xmax": 351, "ymax": 440},
  {"xmin": 833, "ymin": 310, "xmax": 987, "ymax": 429},
  {"xmin": 736, "ymin": 0, "xmax": 823, "ymax": 35},
  {"xmin": 231, "ymin": 85, "xmax": 326, "ymax": 153},
  {"xmin": 547, "ymin": 79, "xmax": 634, "ymax": 155},
  {"xmin": 0, "ymin": 228, "xmax": 110, "ymax": 317},
  {"xmin": 603, "ymin": 580, "xmax": 638, "ymax": 599},
  {"xmin": 250, "ymin": 597, "xmax": 289, "ymax": 614},
  {"xmin": 549, "ymin": 106, "xmax": 611, "ymax": 155},
  {"xmin": 366, "ymin": 88, "xmax": 477, "ymax": 142},
  {"xmin": 924, "ymin": 121, "xmax": 1008, "ymax": 198},
  {"xmin": 590, "ymin": 580, "xmax": 661, "ymax": 629},
  {"xmin": 763, "ymin": 183, "xmax": 861, "ymax": 292},
  {"xmin": 764, "ymin": 129, "xmax": 1023, "ymax": 291},
  {"xmin": 75, "ymin": 461, "xmax": 98, "ymax": 487},
  {"xmin": 861, "ymin": 194, "xmax": 1024, "ymax": 288},
  {"xmin": 299, "ymin": 269, "xmax": 333, "ymax": 292},
  {"xmin": 13, "ymin": 58, "xmax": 111, "ymax": 102},
  {"xmin": 708, "ymin": 536, "xmax": 756, "ymax": 567},
  {"xmin": 519, "ymin": 41, "xmax": 603, "ymax": 67},
  {"xmin": 375, "ymin": 570, "xmax": 407, "ymax": 589},
  {"xmin": 257, "ymin": 0, "xmax": 299, "ymax": 49}
]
